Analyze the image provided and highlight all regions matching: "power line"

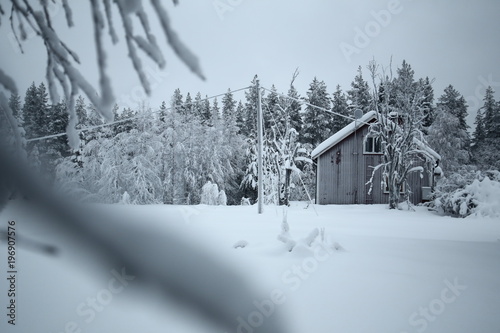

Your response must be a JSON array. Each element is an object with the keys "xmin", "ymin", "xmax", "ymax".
[
  {"xmin": 260, "ymin": 86, "xmax": 370, "ymax": 125},
  {"xmin": 26, "ymin": 86, "xmax": 251, "ymax": 143}
]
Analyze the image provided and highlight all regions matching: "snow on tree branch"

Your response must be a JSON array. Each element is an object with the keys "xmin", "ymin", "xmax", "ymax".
[{"xmin": 1, "ymin": 0, "xmax": 203, "ymax": 149}]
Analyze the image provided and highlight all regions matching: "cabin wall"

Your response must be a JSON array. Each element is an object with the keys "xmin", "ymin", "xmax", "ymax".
[{"xmin": 316, "ymin": 125, "xmax": 431, "ymax": 205}]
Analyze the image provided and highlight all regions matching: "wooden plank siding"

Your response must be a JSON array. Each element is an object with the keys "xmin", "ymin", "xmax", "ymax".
[{"xmin": 316, "ymin": 124, "xmax": 432, "ymax": 205}]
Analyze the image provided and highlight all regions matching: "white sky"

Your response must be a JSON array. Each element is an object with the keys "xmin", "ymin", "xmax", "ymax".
[{"xmin": 1, "ymin": 0, "xmax": 499, "ymax": 127}]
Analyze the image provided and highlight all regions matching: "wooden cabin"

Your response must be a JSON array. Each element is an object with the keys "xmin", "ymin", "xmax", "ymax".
[{"xmin": 311, "ymin": 111, "xmax": 441, "ymax": 205}]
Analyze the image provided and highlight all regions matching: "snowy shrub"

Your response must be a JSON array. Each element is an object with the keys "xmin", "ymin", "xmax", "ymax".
[
  {"xmin": 200, "ymin": 181, "xmax": 227, "ymax": 206},
  {"xmin": 200, "ymin": 181, "xmax": 219, "ymax": 205},
  {"xmin": 217, "ymin": 190, "xmax": 227, "ymax": 206},
  {"xmin": 241, "ymin": 197, "xmax": 251, "ymax": 206},
  {"xmin": 432, "ymin": 169, "xmax": 500, "ymax": 218},
  {"xmin": 120, "ymin": 191, "xmax": 131, "ymax": 205}
]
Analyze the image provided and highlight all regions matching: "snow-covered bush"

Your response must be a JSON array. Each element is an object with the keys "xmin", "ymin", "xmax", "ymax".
[
  {"xmin": 200, "ymin": 181, "xmax": 227, "ymax": 206},
  {"xmin": 432, "ymin": 169, "xmax": 500, "ymax": 218},
  {"xmin": 200, "ymin": 181, "xmax": 219, "ymax": 205},
  {"xmin": 241, "ymin": 197, "xmax": 251, "ymax": 206},
  {"xmin": 217, "ymin": 190, "xmax": 227, "ymax": 206}
]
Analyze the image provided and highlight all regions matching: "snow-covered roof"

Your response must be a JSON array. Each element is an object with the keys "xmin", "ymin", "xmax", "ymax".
[
  {"xmin": 311, "ymin": 110, "xmax": 442, "ymax": 161},
  {"xmin": 311, "ymin": 111, "xmax": 377, "ymax": 159}
]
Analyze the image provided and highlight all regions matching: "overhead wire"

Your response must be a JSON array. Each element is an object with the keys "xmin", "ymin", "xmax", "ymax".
[{"xmin": 25, "ymin": 86, "xmax": 251, "ymax": 143}]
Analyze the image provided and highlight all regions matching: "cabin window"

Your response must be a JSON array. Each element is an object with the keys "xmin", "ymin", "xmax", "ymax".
[
  {"xmin": 383, "ymin": 175, "xmax": 405, "ymax": 193},
  {"xmin": 363, "ymin": 136, "xmax": 382, "ymax": 154}
]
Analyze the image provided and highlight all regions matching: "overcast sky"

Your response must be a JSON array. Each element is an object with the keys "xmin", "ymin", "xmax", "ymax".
[{"xmin": 1, "ymin": 0, "xmax": 499, "ymax": 127}]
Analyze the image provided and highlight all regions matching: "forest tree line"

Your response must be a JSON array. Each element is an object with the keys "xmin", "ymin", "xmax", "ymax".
[{"xmin": 2, "ymin": 60, "xmax": 499, "ymax": 206}]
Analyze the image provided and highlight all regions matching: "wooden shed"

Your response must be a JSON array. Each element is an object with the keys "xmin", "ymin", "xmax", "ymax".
[{"xmin": 311, "ymin": 111, "xmax": 441, "ymax": 205}]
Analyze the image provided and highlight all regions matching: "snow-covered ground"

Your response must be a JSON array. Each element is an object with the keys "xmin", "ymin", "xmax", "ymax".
[{"xmin": 1, "ymin": 201, "xmax": 499, "ymax": 333}]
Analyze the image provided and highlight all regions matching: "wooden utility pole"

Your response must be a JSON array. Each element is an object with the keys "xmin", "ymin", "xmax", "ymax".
[{"xmin": 256, "ymin": 78, "xmax": 264, "ymax": 214}]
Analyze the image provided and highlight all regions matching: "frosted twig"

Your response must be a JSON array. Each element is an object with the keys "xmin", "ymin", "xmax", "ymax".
[
  {"xmin": 136, "ymin": 8, "xmax": 165, "ymax": 67},
  {"xmin": 103, "ymin": 0, "xmax": 118, "ymax": 43},
  {"xmin": 116, "ymin": 0, "xmax": 151, "ymax": 95},
  {"xmin": 46, "ymin": 52, "xmax": 60, "ymax": 103},
  {"xmin": 66, "ymin": 80, "xmax": 80, "ymax": 149},
  {"xmin": 52, "ymin": 63, "xmax": 69, "ymax": 100},
  {"xmin": 9, "ymin": 6, "xmax": 24, "ymax": 53},
  {"xmin": 90, "ymin": 0, "xmax": 115, "ymax": 118},
  {"xmin": 60, "ymin": 41, "xmax": 80, "ymax": 64},
  {"xmin": 0, "ymin": 68, "xmax": 18, "ymax": 94},
  {"xmin": 0, "ymin": 92, "xmax": 25, "ymax": 156},
  {"xmin": 150, "ymin": 0, "xmax": 205, "ymax": 80},
  {"xmin": 61, "ymin": 0, "xmax": 73, "ymax": 27}
]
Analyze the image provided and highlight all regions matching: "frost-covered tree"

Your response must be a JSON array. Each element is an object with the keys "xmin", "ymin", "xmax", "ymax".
[
  {"xmin": 301, "ymin": 77, "xmax": 332, "ymax": 146},
  {"xmin": 222, "ymin": 89, "xmax": 238, "ymax": 137},
  {"xmin": 1, "ymin": 0, "xmax": 205, "ymax": 152},
  {"xmin": 472, "ymin": 110, "xmax": 486, "ymax": 148},
  {"xmin": 472, "ymin": 88, "xmax": 500, "ymax": 170},
  {"xmin": 242, "ymin": 76, "xmax": 263, "ymax": 138},
  {"xmin": 366, "ymin": 60, "xmax": 438, "ymax": 209},
  {"xmin": 420, "ymin": 77, "xmax": 435, "ymax": 130},
  {"xmin": 347, "ymin": 66, "xmax": 372, "ymax": 113},
  {"xmin": 427, "ymin": 85, "xmax": 471, "ymax": 170},
  {"xmin": 330, "ymin": 85, "xmax": 350, "ymax": 134},
  {"xmin": 427, "ymin": 106, "xmax": 470, "ymax": 172}
]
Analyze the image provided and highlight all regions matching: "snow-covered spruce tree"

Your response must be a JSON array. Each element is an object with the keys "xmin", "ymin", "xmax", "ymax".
[
  {"xmin": 420, "ymin": 77, "xmax": 435, "ymax": 131},
  {"xmin": 301, "ymin": 77, "xmax": 332, "ymax": 146},
  {"xmin": 367, "ymin": 60, "xmax": 437, "ymax": 209},
  {"xmin": 472, "ymin": 87, "xmax": 500, "ymax": 170},
  {"xmin": 222, "ymin": 89, "xmax": 238, "ymax": 138},
  {"xmin": 347, "ymin": 66, "xmax": 372, "ymax": 114},
  {"xmin": 427, "ymin": 85, "xmax": 471, "ymax": 172},
  {"xmin": 242, "ymin": 75, "xmax": 263, "ymax": 138},
  {"xmin": 331, "ymin": 85, "xmax": 351, "ymax": 134}
]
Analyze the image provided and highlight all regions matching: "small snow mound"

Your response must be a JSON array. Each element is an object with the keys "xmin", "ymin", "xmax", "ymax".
[
  {"xmin": 119, "ymin": 191, "xmax": 131, "ymax": 204},
  {"xmin": 233, "ymin": 240, "xmax": 248, "ymax": 249}
]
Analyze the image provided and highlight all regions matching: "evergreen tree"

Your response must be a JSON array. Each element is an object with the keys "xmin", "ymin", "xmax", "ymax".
[
  {"xmin": 285, "ymin": 84, "xmax": 302, "ymax": 134},
  {"xmin": 184, "ymin": 92, "xmax": 193, "ymax": 115},
  {"xmin": 211, "ymin": 97, "xmax": 220, "ymax": 127},
  {"xmin": 264, "ymin": 84, "xmax": 280, "ymax": 133},
  {"xmin": 420, "ymin": 77, "xmax": 435, "ymax": 130},
  {"xmin": 330, "ymin": 85, "xmax": 350, "ymax": 134},
  {"xmin": 472, "ymin": 109, "xmax": 486, "ymax": 147},
  {"xmin": 22, "ymin": 82, "xmax": 43, "ymax": 139},
  {"xmin": 193, "ymin": 92, "xmax": 204, "ymax": 120},
  {"xmin": 482, "ymin": 86, "xmax": 497, "ymax": 138},
  {"xmin": 427, "ymin": 106, "xmax": 470, "ymax": 172},
  {"xmin": 394, "ymin": 60, "xmax": 416, "ymax": 111},
  {"xmin": 8, "ymin": 93, "xmax": 22, "ymax": 119},
  {"xmin": 347, "ymin": 66, "xmax": 372, "ymax": 113},
  {"xmin": 428, "ymin": 85, "xmax": 471, "ymax": 171},
  {"xmin": 437, "ymin": 85, "xmax": 469, "ymax": 131},
  {"xmin": 171, "ymin": 88, "xmax": 184, "ymax": 115},
  {"xmin": 222, "ymin": 89, "xmax": 238, "ymax": 137},
  {"xmin": 75, "ymin": 96, "xmax": 88, "ymax": 129},
  {"xmin": 200, "ymin": 96, "xmax": 212, "ymax": 126},
  {"xmin": 243, "ymin": 75, "xmax": 262, "ymax": 138},
  {"xmin": 159, "ymin": 101, "xmax": 168, "ymax": 123},
  {"xmin": 235, "ymin": 100, "xmax": 245, "ymax": 134},
  {"xmin": 301, "ymin": 77, "xmax": 332, "ymax": 146}
]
